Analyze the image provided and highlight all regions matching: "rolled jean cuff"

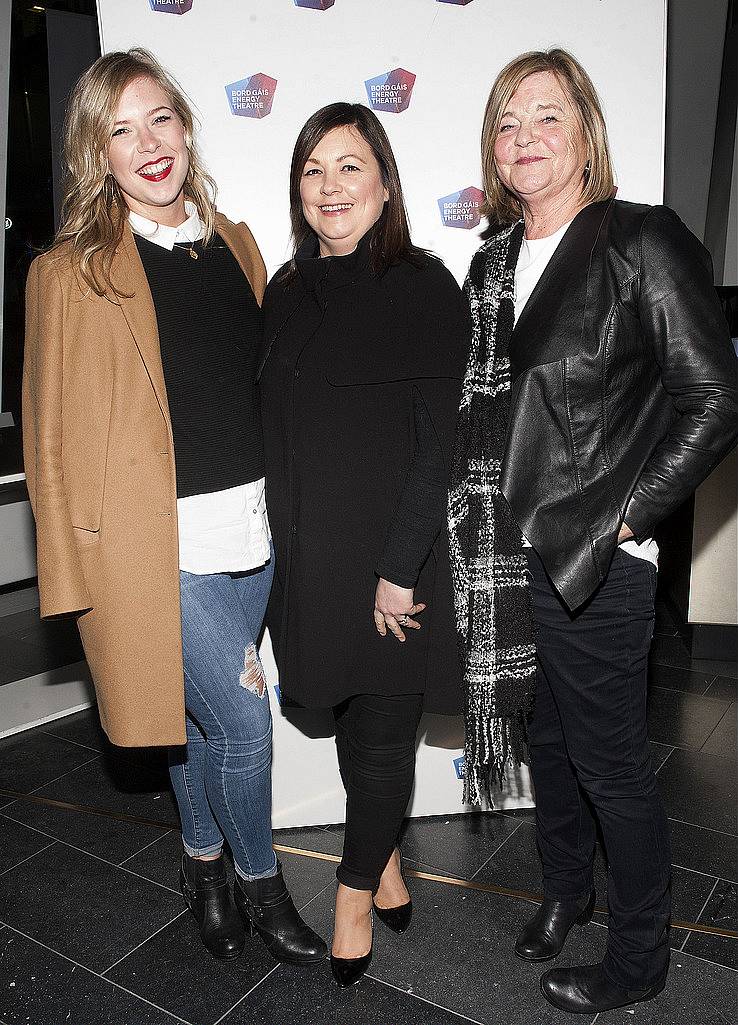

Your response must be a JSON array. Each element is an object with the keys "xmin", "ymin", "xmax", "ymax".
[
  {"xmin": 182, "ymin": 838, "xmax": 224, "ymax": 859},
  {"xmin": 336, "ymin": 862, "xmax": 380, "ymax": 894},
  {"xmin": 234, "ymin": 850, "xmax": 278, "ymax": 883}
]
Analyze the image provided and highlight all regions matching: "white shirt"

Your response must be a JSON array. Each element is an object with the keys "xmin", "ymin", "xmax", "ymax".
[
  {"xmin": 129, "ymin": 203, "xmax": 271, "ymax": 575},
  {"xmin": 514, "ymin": 222, "xmax": 658, "ymax": 568}
]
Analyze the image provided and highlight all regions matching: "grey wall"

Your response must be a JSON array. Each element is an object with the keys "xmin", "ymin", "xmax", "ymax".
[
  {"xmin": 722, "ymin": 104, "xmax": 738, "ymax": 286},
  {"xmin": 664, "ymin": 0, "xmax": 728, "ymax": 242},
  {"xmin": 0, "ymin": 0, "xmax": 11, "ymax": 422}
]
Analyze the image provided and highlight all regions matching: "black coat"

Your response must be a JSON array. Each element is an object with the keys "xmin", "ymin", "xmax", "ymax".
[
  {"xmin": 489, "ymin": 198, "xmax": 738, "ymax": 611},
  {"xmin": 259, "ymin": 237, "xmax": 469, "ymax": 712}
]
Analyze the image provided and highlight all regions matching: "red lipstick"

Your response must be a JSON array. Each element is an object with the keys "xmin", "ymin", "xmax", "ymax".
[{"xmin": 137, "ymin": 158, "xmax": 174, "ymax": 182}]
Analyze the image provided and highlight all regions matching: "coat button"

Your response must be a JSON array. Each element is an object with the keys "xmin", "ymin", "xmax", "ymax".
[
  {"xmin": 294, "ymin": 369, "xmax": 300, "ymax": 379},
  {"xmin": 291, "ymin": 524, "xmax": 297, "ymax": 534}
]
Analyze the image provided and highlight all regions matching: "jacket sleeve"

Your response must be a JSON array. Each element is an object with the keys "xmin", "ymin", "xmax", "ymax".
[
  {"xmin": 624, "ymin": 206, "xmax": 738, "ymax": 540},
  {"xmin": 376, "ymin": 387, "xmax": 446, "ymax": 586},
  {"xmin": 375, "ymin": 259, "xmax": 469, "ymax": 586},
  {"xmin": 23, "ymin": 255, "xmax": 92, "ymax": 617}
]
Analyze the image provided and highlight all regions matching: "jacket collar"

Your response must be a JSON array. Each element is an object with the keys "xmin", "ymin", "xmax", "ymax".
[
  {"xmin": 512, "ymin": 198, "xmax": 613, "ymax": 345},
  {"xmin": 113, "ymin": 224, "xmax": 171, "ymax": 426},
  {"xmin": 295, "ymin": 230, "xmax": 373, "ymax": 294}
]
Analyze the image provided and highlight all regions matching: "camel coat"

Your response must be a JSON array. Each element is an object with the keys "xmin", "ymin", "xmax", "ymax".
[{"xmin": 22, "ymin": 214, "xmax": 266, "ymax": 747}]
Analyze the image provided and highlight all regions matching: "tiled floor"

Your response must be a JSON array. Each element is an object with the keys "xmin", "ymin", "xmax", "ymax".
[{"xmin": 0, "ymin": 601, "xmax": 735, "ymax": 1025}]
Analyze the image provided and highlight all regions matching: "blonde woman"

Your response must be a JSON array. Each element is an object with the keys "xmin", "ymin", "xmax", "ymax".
[{"xmin": 23, "ymin": 48, "xmax": 326, "ymax": 966}]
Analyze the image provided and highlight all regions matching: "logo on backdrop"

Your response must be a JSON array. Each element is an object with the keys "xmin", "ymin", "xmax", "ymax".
[
  {"xmin": 293, "ymin": 0, "xmax": 335, "ymax": 8},
  {"xmin": 365, "ymin": 69, "xmax": 416, "ymax": 114},
  {"xmin": 438, "ymin": 186, "xmax": 485, "ymax": 229},
  {"xmin": 225, "ymin": 74, "xmax": 277, "ymax": 119},
  {"xmin": 453, "ymin": 755, "xmax": 465, "ymax": 780},
  {"xmin": 149, "ymin": 0, "xmax": 193, "ymax": 14}
]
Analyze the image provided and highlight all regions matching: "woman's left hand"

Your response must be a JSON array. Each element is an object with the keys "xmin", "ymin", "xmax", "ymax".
[
  {"xmin": 374, "ymin": 578, "xmax": 426, "ymax": 643},
  {"xmin": 618, "ymin": 522, "xmax": 634, "ymax": 543}
]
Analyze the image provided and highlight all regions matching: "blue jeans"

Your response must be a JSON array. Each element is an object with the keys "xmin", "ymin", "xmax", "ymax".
[{"xmin": 168, "ymin": 552, "xmax": 277, "ymax": 881}]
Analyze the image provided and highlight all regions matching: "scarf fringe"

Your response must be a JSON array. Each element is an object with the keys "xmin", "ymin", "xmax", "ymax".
[{"xmin": 462, "ymin": 709, "xmax": 529, "ymax": 807}]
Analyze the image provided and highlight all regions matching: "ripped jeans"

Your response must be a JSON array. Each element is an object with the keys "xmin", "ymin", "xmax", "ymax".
[{"xmin": 168, "ymin": 549, "xmax": 277, "ymax": 881}]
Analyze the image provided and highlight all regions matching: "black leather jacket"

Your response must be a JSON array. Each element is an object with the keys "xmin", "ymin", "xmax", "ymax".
[{"xmin": 496, "ymin": 198, "xmax": 737, "ymax": 610}]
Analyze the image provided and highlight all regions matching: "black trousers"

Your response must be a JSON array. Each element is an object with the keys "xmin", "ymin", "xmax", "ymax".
[
  {"xmin": 526, "ymin": 549, "xmax": 671, "ymax": 989},
  {"xmin": 333, "ymin": 692, "xmax": 424, "ymax": 891}
]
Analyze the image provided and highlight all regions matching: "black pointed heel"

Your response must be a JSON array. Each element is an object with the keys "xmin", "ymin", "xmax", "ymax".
[
  {"xmin": 330, "ymin": 911, "xmax": 373, "ymax": 988},
  {"xmin": 330, "ymin": 948, "xmax": 373, "ymax": 987},
  {"xmin": 373, "ymin": 899, "xmax": 413, "ymax": 934},
  {"xmin": 372, "ymin": 849, "xmax": 413, "ymax": 934}
]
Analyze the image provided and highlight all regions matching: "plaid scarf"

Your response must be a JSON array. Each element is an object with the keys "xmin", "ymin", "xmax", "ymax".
[{"xmin": 448, "ymin": 220, "xmax": 537, "ymax": 806}]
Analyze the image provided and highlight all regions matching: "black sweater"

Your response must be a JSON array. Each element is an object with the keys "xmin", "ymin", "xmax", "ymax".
[
  {"xmin": 259, "ymin": 233, "xmax": 470, "ymax": 711},
  {"xmin": 135, "ymin": 234, "xmax": 264, "ymax": 499}
]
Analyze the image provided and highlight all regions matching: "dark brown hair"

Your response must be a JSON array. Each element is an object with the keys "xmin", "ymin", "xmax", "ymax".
[{"xmin": 286, "ymin": 102, "xmax": 423, "ymax": 276}]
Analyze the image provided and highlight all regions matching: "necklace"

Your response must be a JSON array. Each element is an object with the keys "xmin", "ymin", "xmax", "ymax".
[{"xmin": 174, "ymin": 240, "xmax": 199, "ymax": 260}]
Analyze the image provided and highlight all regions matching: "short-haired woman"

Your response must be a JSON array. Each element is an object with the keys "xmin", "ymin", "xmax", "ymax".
[
  {"xmin": 260, "ymin": 102, "xmax": 469, "ymax": 986},
  {"xmin": 23, "ymin": 48, "xmax": 325, "ymax": 966},
  {"xmin": 449, "ymin": 48, "xmax": 737, "ymax": 1015}
]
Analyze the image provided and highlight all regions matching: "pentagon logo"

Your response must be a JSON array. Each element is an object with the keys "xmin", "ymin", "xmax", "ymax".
[
  {"xmin": 365, "ymin": 68, "xmax": 416, "ymax": 114},
  {"xmin": 149, "ymin": 0, "xmax": 193, "ymax": 13},
  {"xmin": 225, "ymin": 73, "xmax": 277, "ymax": 119},
  {"xmin": 438, "ymin": 186, "xmax": 485, "ymax": 229}
]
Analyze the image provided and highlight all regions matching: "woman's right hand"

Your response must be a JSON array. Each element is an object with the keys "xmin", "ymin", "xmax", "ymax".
[{"xmin": 373, "ymin": 577, "xmax": 426, "ymax": 642}]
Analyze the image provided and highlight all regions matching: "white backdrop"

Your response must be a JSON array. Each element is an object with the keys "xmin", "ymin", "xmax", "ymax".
[{"xmin": 97, "ymin": 0, "xmax": 667, "ymax": 827}]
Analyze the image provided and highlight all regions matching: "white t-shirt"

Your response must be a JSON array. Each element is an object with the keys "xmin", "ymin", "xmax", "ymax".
[
  {"xmin": 129, "ymin": 203, "xmax": 271, "ymax": 575},
  {"xmin": 513, "ymin": 222, "xmax": 658, "ymax": 567}
]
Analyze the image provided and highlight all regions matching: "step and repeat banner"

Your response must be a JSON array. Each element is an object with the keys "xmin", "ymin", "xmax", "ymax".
[{"xmin": 96, "ymin": 0, "xmax": 666, "ymax": 826}]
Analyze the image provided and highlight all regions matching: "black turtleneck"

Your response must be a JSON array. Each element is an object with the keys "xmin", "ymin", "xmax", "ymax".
[
  {"xmin": 135, "ymin": 233, "xmax": 264, "ymax": 499},
  {"xmin": 287, "ymin": 233, "xmax": 446, "ymax": 588}
]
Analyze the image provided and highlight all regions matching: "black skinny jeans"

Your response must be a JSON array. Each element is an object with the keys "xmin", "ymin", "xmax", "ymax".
[
  {"xmin": 333, "ymin": 692, "xmax": 424, "ymax": 891},
  {"xmin": 526, "ymin": 549, "xmax": 672, "ymax": 989}
]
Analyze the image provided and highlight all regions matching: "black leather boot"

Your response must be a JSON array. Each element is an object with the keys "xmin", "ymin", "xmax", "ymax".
[
  {"xmin": 515, "ymin": 890, "xmax": 595, "ymax": 962},
  {"xmin": 540, "ymin": 962, "xmax": 667, "ymax": 1013},
  {"xmin": 179, "ymin": 853, "xmax": 245, "ymax": 960},
  {"xmin": 234, "ymin": 862, "xmax": 328, "ymax": 964}
]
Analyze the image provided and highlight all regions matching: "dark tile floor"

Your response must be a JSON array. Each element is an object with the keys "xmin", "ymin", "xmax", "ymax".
[{"xmin": 0, "ymin": 600, "xmax": 736, "ymax": 1025}]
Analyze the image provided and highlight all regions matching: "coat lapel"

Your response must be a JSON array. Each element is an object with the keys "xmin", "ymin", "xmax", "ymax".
[
  {"xmin": 113, "ymin": 212, "xmax": 266, "ymax": 424},
  {"xmin": 509, "ymin": 198, "xmax": 612, "ymax": 380},
  {"xmin": 113, "ymin": 225, "xmax": 171, "ymax": 426},
  {"xmin": 214, "ymin": 214, "xmax": 266, "ymax": 304}
]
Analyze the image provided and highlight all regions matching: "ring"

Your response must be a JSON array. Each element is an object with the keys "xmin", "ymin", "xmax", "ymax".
[{"xmin": 399, "ymin": 615, "xmax": 409, "ymax": 625}]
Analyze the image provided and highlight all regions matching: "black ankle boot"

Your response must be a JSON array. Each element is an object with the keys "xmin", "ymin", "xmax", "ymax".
[
  {"xmin": 541, "ymin": 962, "xmax": 667, "ymax": 1013},
  {"xmin": 515, "ymin": 890, "xmax": 595, "ymax": 962},
  {"xmin": 179, "ymin": 853, "xmax": 245, "ymax": 960},
  {"xmin": 234, "ymin": 862, "xmax": 328, "ymax": 965}
]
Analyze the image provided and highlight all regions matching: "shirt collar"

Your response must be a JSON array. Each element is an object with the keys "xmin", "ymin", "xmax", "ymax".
[{"xmin": 128, "ymin": 200, "xmax": 204, "ymax": 251}]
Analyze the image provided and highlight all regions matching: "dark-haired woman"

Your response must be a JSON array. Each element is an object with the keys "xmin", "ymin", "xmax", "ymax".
[{"xmin": 259, "ymin": 103, "xmax": 469, "ymax": 986}]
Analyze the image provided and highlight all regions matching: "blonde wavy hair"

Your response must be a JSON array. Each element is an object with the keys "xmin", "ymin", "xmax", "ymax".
[
  {"xmin": 55, "ymin": 47, "xmax": 217, "ymax": 296},
  {"xmin": 480, "ymin": 48, "xmax": 615, "ymax": 226}
]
